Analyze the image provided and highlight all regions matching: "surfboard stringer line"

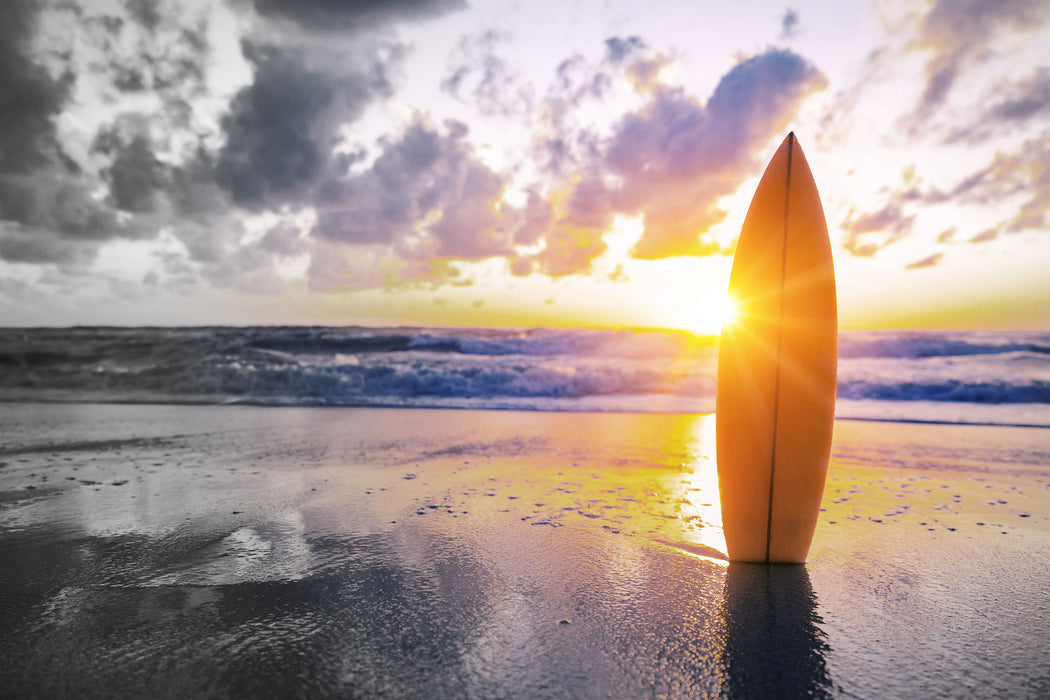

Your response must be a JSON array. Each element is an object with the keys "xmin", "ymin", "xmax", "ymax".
[{"xmin": 764, "ymin": 131, "xmax": 794, "ymax": 564}]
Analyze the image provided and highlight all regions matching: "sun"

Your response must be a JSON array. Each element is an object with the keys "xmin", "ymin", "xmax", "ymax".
[
  {"xmin": 706, "ymin": 289, "xmax": 738, "ymax": 333},
  {"xmin": 678, "ymin": 288, "xmax": 737, "ymax": 336}
]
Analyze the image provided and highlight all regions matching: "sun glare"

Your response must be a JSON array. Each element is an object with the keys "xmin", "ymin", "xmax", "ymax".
[
  {"xmin": 711, "ymin": 291, "xmax": 737, "ymax": 331},
  {"xmin": 654, "ymin": 277, "xmax": 738, "ymax": 336},
  {"xmin": 686, "ymin": 289, "xmax": 737, "ymax": 336}
]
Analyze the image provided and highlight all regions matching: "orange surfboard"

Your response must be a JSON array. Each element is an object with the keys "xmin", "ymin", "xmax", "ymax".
[{"xmin": 716, "ymin": 133, "xmax": 837, "ymax": 563}]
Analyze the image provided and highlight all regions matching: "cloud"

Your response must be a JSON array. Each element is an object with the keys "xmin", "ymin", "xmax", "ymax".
[
  {"xmin": 989, "ymin": 68, "xmax": 1050, "ymax": 123},
  {"xmin": 441, "ymin": 29, "xmax": 533, "ymax": 117},
  {"xmin": 603, "ymin": 48, "xmax": 827, "ymax": 259},
  {"xmin": 531, "ymin": 226, "xmax": 608, "ymax": 277},
  {"xmin": 0, "ymin": 0, "xmax": 483, "ymax": 304},
  {"xmin": 969, "ymin": 228, "xmax": 999, "ymax": 243},
  {"xmin": 1, "ymin": 4, "xmax": 832, "ymax": 302},
  {"xmin": 215, "ymin": 41, "xmax": 400, "ymax": 206},
  {"xmin": 498, "ymin": 47, "xmax": 827, "ymax": 276},
  {"xmin": 947, "ymin": 68, "xmax": 1050, "ymax": 143},
  {"xmin": 905, "ymin": 253, "xmax": 943, "ymax": 269},
  {"xmin": 604, "ymin": 36, "xmax": 648, "ymax": 64},
  {"xmin": 909, "ymin": 0, "xmax": 1044, "ymax": 127},
  {"xmin": 127, "ymin": 0, "xmax": 162, "ymax": 32},
  {"xmin": 312, "ymin": 118, "xmax": 516, "ymax": 264},
  {"xmin": 780, "ymin": 9, "xmax": 800, "ymax": 40},
  {"xmin": 259, "ymin": 222, "xmax": 309, "ymax": 257},
  {"xmin": 95, "ymin": 129, "xmax": 167, "ymax": 214},
  {"xmin": 0, "ymin": 0, "xmax": 87, "ymax": 266},
  {"xmin": 86, "ymin": 3, "xmax": 210, "ymax": 100},
  {"xmin": 0, "ymin": 0, "xmax": 211, "ymax": 265},
  {"xmin": 0, "ymin": 0, "xmax": 71, "ymax": 174},
  {"xmin": 250, "ymin": 0, "xmax": 466, "ymax": 32},
  {"xmin": 306, "ymin": 239, "xmax": 466, "ymax": 293},
  {"xmin": 949, "ymin": 136, "xmax": 1050, "ymax": 233},
  {"xmin": 840, "ymin": 203, "xmax": 914, "ymax": 256},
  {"xmin": 507, "ymin": 190, "xmax": 553, "ymax": 247},
  {"xmin": 494, "ymin": 45, "xmax": 827, "ymax": 276},
  {"xmin": 527, "ymin": 39, "xmax": 651, "ymax": 177},
  {"xmin": 833, "ymin": 133, "xmax": 1049, "ymax": 258}
]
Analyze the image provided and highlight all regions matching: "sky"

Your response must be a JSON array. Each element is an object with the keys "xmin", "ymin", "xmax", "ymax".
[{"xmin": 1, "ymin": 0, "xmax": 1048, "ymax": 332}]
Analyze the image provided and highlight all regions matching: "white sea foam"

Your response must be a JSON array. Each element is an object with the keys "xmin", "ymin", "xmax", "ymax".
[{"xmin": 0, "ymin": 326, "xmax": 1047, "ymax": 426}]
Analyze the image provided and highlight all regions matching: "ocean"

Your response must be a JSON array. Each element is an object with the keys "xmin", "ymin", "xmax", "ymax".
[{"xmin": 1, "ymin": 326, "xmax": 1048, "ymax": 427}]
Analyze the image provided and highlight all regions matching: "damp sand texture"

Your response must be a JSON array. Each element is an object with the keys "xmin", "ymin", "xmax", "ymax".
[{"xmin": 1, "ymin": 404, "xmax": 1048, "ymax": 698}]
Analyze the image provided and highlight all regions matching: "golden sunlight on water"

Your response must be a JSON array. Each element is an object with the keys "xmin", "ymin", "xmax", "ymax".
[
  {"xmin": 662, "ymin": 414, "xmax": 727, "ymax": 560},
  {"xmin": 683, "ymin": 414, "xmax": 727, "ymax": 557}
]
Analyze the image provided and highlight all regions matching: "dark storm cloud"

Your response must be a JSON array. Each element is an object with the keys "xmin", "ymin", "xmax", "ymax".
[
  {"xmin": 0, "ymin": 171, "xmax": 127, "ymax": 264},
  {"xmin": 250, "ymin": 0, "xmax": 466, "ymax": 31},
  {"xmin": 0, "ymin": 0, "xmax": 70, "ymax": 174},
  {"xmin": 94, "ymin": 130, "xmax": 167, "ymax": 214},
  {"xmin": 0, "ymin": 0, "xmax": 128, "ymax": 266},
  {"xmin": 161, "ymin": 146, "xmax": 276, "ymax": 271},
  {"xmin": 0, "ymin": 0, "xmax": 474, "ymax": 298},
  {"xmin": 216, "ymin": 44, "xmax": 348, "ymax": 205}
]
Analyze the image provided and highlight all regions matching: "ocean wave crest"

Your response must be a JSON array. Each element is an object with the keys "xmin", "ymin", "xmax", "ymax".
[{"xmin": 1, "ymin": 327, "xmax": 1048, "ymax": 422}]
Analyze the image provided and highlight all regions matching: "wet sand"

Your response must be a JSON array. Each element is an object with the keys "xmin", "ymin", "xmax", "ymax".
[{"xmin": 1, "ymin": 404, "xmax": 1048, "ymax": 698}]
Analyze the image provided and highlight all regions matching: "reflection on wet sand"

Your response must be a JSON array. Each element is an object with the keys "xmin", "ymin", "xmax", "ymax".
[
  {"xmin": 0, "ymin": 404, "xmax": 838, "ymax": 697},
  {"xmin": 723, "ymin": 563, "xmax": 833, "ymax": 698}
]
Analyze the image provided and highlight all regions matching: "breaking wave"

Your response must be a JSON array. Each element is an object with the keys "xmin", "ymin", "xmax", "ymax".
[{"xmin": 1, "ymin": 326, "xmax": 1047, "ymax": 425}]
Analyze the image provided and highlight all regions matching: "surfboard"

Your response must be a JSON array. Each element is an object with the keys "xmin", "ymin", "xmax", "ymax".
[{"xmin": 716, "ymin": 133, "xmax": 837, "ymax": 564}]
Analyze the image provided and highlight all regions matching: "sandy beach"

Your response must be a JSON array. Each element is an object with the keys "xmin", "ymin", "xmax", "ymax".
[{"xmin": 1, "ymin": 403, "xmax": 1048, "ymax": 698}]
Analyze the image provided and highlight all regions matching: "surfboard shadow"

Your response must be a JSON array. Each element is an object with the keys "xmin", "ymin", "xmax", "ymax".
[{"xmin": 722, "ymin": 563, "xmax": 834, "ymax": 698}]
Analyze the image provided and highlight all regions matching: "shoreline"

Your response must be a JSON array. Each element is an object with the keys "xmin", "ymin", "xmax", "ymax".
[{"xmin": 2, "ymin": 396, "xmax": 1048, "ymax": 430}]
